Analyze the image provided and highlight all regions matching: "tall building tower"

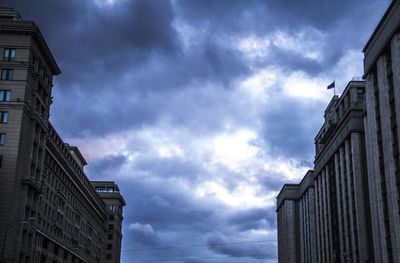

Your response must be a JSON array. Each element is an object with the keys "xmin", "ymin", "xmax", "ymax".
[
  {"xmin": 0, "ymin": 7, "xmax": 61, "ymax": 262},
  {"xmin": 91, "ymin": 182, "xmax": 126, "ymax": 263},
  {"xmin": 363, "ymin": 0, "xmax": 400, "ymax": 262},
  {"xmin": 0, "ymin": 8, "xmax": 125, "ymax": 263}
]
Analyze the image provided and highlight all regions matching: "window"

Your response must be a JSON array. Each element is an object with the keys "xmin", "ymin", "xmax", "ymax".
[
  {"xmin": 107, "ymin": 244, "xmax": 112, "ymax": 250},
  {"xmin": 107, "ymin": 234, "xmax": 113, "ymax": 240},
  {"xmin": 106, "ymin": 254, "xmax": 112, "ymax": 260},
  {"xmin": 0, "ymin": 90, "xmax": 11, "ymax": 101},
  {"xmin": 109, "ymin": 215, "xmax": 114, "ymax": 220},
  {"xmin": 0, "ymin": 134, "xmax": 5, "ymax": 145},
  {"xmin": 0, "ymin": 155, "xmax": 3, "ymax": 168},
  {"xmin": 0, "ymin": 112, "xmax": 8, "ymax": 123},
  {"xmin": 3, "ymin": 48, "xmax": 16, "ymax": 62},
  {"xmin": 1, "ymin": 69, "xmax": 13, "ymax": 80},
  {"xmin": 108, "ymin": 224, "xmax": 114, "ymax": 230},
  {"xmin": 109, "ymin": 205, "xmax": 116, "ymax": 213}
]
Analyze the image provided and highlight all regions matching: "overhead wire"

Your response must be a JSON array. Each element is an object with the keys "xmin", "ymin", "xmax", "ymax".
[
  {"xmin": 121, "ymin": 239, "xmax": 278, "ymax": 252},
  {"xmin": 124, "ymin": 252, "xmax": 278, "ymax": 263}
]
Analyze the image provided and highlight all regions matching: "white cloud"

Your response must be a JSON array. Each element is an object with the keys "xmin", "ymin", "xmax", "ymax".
[
  {"xmin": 272, "ymin": 28, "xmax": 326, "ymax": 62},
  {"xmin": 237, "ymin": 35, "xmax": 271, "ymax": 60}
]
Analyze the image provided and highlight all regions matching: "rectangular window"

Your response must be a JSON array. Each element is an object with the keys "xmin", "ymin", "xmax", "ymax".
[
  {"xmin": 0, "ymin": 90, "xmax": 11, "ymax": 101},
  {"xmin": 1, "ymin": 69, "xmax": 13, "ymax": 80},
  {"xmin": 107, "ymin": 244, "xmax": 112, "ymax": 250},
  {"xmin": 0, "ymin": 112, "xmax": 8, "ymax": 123},
  {"xmin": 108, "ymin": 224, "xmax": 113, "ymax": 230},
  {"xmin": 107, "ymin": 234, "xmax": 113, "ymax": 240},
  {"xmin": 109, "ymin": 205, "xmax": 116, "ymax": 213},
  {"xmin": 0, "ymin": 134, "xmax": 5, "ymax": 145},
  {"xmin": 3, "ymin": 48, "xmax": 16, "ymax": 62}
]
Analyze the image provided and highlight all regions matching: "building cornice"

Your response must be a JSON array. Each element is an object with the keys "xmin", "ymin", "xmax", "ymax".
[{"xmin": 0, "ymin": 20, "xmax": 61, "ymax": 75}]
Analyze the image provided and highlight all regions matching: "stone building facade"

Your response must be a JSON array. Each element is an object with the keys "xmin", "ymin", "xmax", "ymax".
[
  {"xmin": 363, "ymin": 0, "xmax": 400, "ymax": 261},
  {"xmin": 277, "ymin": 81, "xmax": 370, "ymax": 263},
  {"xmin": 277, "ymin": 1, "xmax": 400, "ymax": 262},
  {"xmin": 0, "ymin": 8, "xmax": 125, "ymax": 263},
  {"xmin": 277, "ymin": 171, "xmax": 315, "ymax": 263},
  {"xmin": 91, "ymin": 182, "xmax": 125, "ymax": 263}
]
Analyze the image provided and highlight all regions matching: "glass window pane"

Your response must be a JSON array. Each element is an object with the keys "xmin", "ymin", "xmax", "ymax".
[
  {"xmin": 0, "ymin": 134, "xmax": 5, "ymax": 145},
  {"xmin": 4, "ymin": 49, "xmax": 9, "ymax": 60},
  {"xmin": 0, "ymin": 91, "xmax": 3, "ymax": 101},
  {"xmin": 2, "ymin": 112, "xmax": 8, "ymax": 123},
  {"xmin": 10, "ymin": 49, "xmax": 16, "ymax": 58},
  {"xmin": 5, "ymin": 91, "xmax": 10, "ymax": 101}
]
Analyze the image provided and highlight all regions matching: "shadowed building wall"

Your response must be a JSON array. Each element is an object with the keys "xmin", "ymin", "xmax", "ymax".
[
  {"xmin": 363, "ymin": 0, "xmax": 400, "ymax": 261},
  {"xmin": 277, "ymin": 81, "xmax": 371, "ymax": 263},
  {"xmin": 0, "ymin": 8, "xmax": 124, "ymax": 263},
  {"xmin": 91, "ymin": 182, "xmax": 126, "ymax": 263}
]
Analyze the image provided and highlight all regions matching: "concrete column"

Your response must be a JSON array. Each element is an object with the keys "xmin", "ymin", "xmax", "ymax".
[
  {"xmin": 364, "ymin": 72, "xmax": 387, "ymax": 262},
  {"xmin": 325, "ymin": 166, "xmax": 333, "ymax": 262},
  {"xmin": 309, "ymin": 188, "xmax": 317, "ymax": 263},
  {"xmin": 339, "ymin": 145, "xmax": 350, "ymax": 260},
  {"xmin": 317, "ymin": 176, "xmax": 323, "ymax": 262},
  {"xmin": 324, "ymin": 171, "xmax": 331, "ymax": 262},
  {"xmin": 377, "ymin": 54, "xmax": 400, "ymax": 262},
  {"xmin": 391, "ymin": 33, "xmax": 400, "ymax": 158},
  {"xmin": 345, "ymin": 139, "xmax": 357, "ymax": 262},
  {"xmin": 334, "ymin": 152, "xmax": 344, "ymax": 258},
  {"xmin": 315, "ymin": 177, "xmax": 320, "ymax": 262},
  {"xmin": 351, "ymin": 132, "xmax": 370, "ymax": 262},
  {"xmin": 299, "ymin": 199, "xmax": 304, "ymax": 263}
]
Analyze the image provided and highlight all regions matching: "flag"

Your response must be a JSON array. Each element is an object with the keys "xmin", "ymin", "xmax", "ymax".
[{"xmin": 327, "ymin": 81, "xmax": 335, "ymax": 90}]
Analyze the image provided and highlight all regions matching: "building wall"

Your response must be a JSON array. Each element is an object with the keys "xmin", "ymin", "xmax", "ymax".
[
  {"xmin": 313, "ymin": 82, "xmax": 373, "ymax": 263},
  {"xmin": 277, "ymin": 171, "xmax": 315, "ymax": 263},
  {"xmin": 91, "ymin": 182, "xmax": 125, "ymax": 263},
  {"xmin": 363, "ymin": 1, "xmax": 400, "ymax": 261},
  {"xmin": 298, "ymin": 185, "xmax": 316, "ymax": 263},
  {"xmin": 277, "ymin": 82, "xmax": 372, "ymax": 263},
  {"xmin": 0, "ymin": 9, "xmax": 124, "ymax": 263},
  {"xmin": 277, "ymin": 199, "xmax": 299, "ymax": 263}
]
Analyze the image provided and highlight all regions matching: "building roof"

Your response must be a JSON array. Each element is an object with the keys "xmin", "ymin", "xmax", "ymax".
[
  {"xmin": 363, "ymin": 0, "xmax": 400, "ymax": 76},
  {"xmin": 276, "ymin": 170, "xmax": 314, "ymax": 209},
  {"xmin": 0, "ymin": 7, "xmax": 61, "ymax": 75}
]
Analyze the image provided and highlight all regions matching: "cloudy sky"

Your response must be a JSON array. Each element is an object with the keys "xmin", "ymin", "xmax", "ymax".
[{"xmin": 6, "ymin": 0, "xmax": 392, "ymax": 262}]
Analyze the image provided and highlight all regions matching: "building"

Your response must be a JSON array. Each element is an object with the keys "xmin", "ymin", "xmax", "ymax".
[
  {"xmin": 0, "ymin": 7, "xmax": 125, "ymax": 263},
  {"xmin": 91, "ymin": 182, "xmax": 125, "ymax": 263},
  {"xmin": 276, "ymin": 170, "xmax": 315, "ymax": 263},
  {"xmin": 277, "ymin": 81, "xmax": 370, "ymax": 263},
  {"xmin": 313, "ymin": 81, "xmax": 372, "ymax": 263},
  {"xmin": 277, "ymin": 1, "xmax": 400, "ymax": 262},
  {"xmin": 363, "ymin": 0, "xmax": 400, "ymax": 262}
]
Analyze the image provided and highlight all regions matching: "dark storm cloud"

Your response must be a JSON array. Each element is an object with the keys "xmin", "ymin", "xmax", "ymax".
[
  {"xmin": 86, "ymin": 154, "xmax": 127, "ymax": 178},
  {"xmin": 119, "ymin": 177, "xmax": 218, "ymax": 233},
  {"xmin": 207, "ymin": 232, "xmax": 276, "ymax": 259},
  {"xmin": 262, "ymin": 95, "xmax": 324, "ymax": 159},
  {"xmin": 227, "ymin": 208, "xmax": 276, "ymax": 231},
  {"xmin": 132, "ymin": 156, "xmax": 205, "ymax": 182},
  {"xmin": 128, "ymin": 222, "xmax": 160, "ymax": 246},
  {"xmin": 2, "ymin": 1, "xmax": 392, "ymax": 262},
  {"xmin": 177, "ymin": 0, "xmax": 388, "ymax": 75}
]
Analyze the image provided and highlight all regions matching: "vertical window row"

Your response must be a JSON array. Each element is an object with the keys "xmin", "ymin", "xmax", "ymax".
[
  {"xmin": 0, "ymin": 111, "xmax": 8, "ymax": 123},
  {"xmin": 0, "ymin": 133, "xmax": 5, "ymax": 145},
  {"xmin": 0, "ymin": 90, "xmax": 11, "ymax": 101},
  {"xmin": 1, "ymin": 69, "xmax": 13, "ymax": 80},
  {"xmin": 3, "ymin": 48, "xmax": 16, "ymax": 62}
]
